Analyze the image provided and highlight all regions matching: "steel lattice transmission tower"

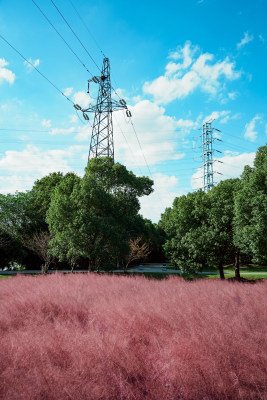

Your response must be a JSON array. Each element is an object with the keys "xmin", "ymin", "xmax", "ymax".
[
  {"xmin": 74, "ymin": 57, "xmax": 131, "ymax": 162},
  {"xmin": 201, "ymin": 121, "xmax": 223, "ymax": 193}
]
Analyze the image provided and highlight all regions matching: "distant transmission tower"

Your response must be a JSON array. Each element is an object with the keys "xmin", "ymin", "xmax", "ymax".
[
  {"xmin": 74, "ymin": 57, "xmax": 131, "ymax": 162},
  {"xmin": 201, "ymin": 121, "xmax": 223, "ymax": 192}
]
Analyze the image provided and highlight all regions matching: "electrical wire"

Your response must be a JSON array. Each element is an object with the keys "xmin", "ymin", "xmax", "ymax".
[
  {"xmin": 113, "ymin": 115, "xmax": 143, "ymax": 175},
  {"xmin": 32, "ymin": 0, "xmax": 93, "ymax": 77},
  {"xmin": 0, "ymin": 34, "xmax": 74, "ymax": 105},
  {"xmin": 50, "ymin": 0, "xmax": 101, "ymax": 73},
  {"xmin": 68, "ymin": 0, "xmax": 106, "ymax": 58},
  {"xmin": 52, "ymin": 0, "xmax": 125, "ymax": 103},
  {"xmin": 128, "ymin": 119, "xmax": 165, "ymax": 208}
]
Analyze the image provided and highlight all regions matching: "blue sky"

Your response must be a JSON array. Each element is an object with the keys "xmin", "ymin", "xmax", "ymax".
[{"xmin": 0, "ymin": 0, "xmax": 266, "ymax": 221}]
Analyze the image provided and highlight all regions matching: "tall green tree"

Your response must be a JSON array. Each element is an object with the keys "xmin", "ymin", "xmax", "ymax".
[
  {"xmin": 207, "ymin": 179, "xmax": 241, "ymax": 278},
  {"xmin": 160, "ymin": 179, "xmax": 242, "ymax": 279},
  {"xmin": 160, "ymin": 190, "xmax": 210, "ymax": 273},
  {"xmin": 47, "ymin": 158, "xmax": 153, "ymax": 270},
  {"xmin": 234, "ymin": 145, "xmax": 267, "ymax": 264}
]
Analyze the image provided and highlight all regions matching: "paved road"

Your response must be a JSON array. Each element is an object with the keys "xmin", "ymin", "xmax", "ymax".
[{"xmin": 113, "ymin": 263, "xmax": 219, "ymax": 274}]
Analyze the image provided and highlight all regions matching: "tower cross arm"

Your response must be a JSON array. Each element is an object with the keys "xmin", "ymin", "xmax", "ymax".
[{"xmin": 82, "ymin": 99, "xmax": 128, "ymax": 113}]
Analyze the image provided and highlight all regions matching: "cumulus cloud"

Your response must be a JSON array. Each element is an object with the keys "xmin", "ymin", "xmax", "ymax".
[
  {"xmin": 73, "ymin": 91, "xmax": 93, "ymax": 109},
  {"xmin": 24, "ymin": 58, "xmax": 40, "ymax": 72},
  {"xmin": 143, "ymin": 41, "xmax": 241, "ymax": 104},
  {"xmin": 0, "ymin": 145, "xmax": 88, "ymax": 194},
  {"xmin": 140, "ymin": 173, "xmax": 184, "ymax": 222},
  {"xmin": 203, "ymin": 110, "xmax": 241, "ymax": 125},
  {"xmin": 75, "ymin": 124, "xmax": 92, "ymax": 142},
  {"xmin": 203, "ymin": 110, "xmax": 230, "ymax": 124},
  {"xmin": 0, "ymin": 145, "xmax": 71, "ymax": 174},
  {"xmin": 244, "ymin": 115, "xmax": 261, "ymax": 141},
  {"xmin": 112, "ymin": 100, "xmax": 186, "ymax": 167},
  {"xmin": 0, "ymin": 175, "xmax": 35, "ymax": 194},
  {"xmin": 237, "ymin": 32, "xmax": 254, "ymax": 48},
  {"xmin": 0, "ymin": 58, "xmax": 15, "ymax": 84},
  {"xmin": 191, "ymin": 152, "xmax": 256, "ymax": 190}
]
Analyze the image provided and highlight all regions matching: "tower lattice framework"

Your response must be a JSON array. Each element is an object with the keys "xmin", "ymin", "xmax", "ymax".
[
  {"xmin": 202, "ymin": 121, "xmax": 215, "ymax": 192},
  {"xmin": 75, "ymin": 57, "xmax": 130, "ymax": 162}
]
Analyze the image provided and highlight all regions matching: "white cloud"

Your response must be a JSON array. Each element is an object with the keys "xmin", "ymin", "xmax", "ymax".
[
  {"xmin": 0, "ymin": 58, "xmax": 15, "ymax": 84},
  {"xmin": 75, "ymin": 124, "xmax": 92, "ymax": 142},
  {"xmin": 112, "ymin": 88, "xmax": 128, "ymax": 100},
  {"xmin": 167, "ymin": 41, "xmax": 198, "ymax": 74},
  {"xmin": 0, "ymin": 145, "xmax": 88, "ymax": 194},
  {"xmin": 203, "ymin": 110, "xmax": 241, "ymax": 125},
  {"xmin": 64, "ymin": 87, "xmax": 73, "ymax": 97},
  {"xmin": 244, "ymin": 115, "xmax": 261, "ymax": 142},
  {"xmin": 113, "ymin": 100, "xmax": 186, "ymax": 167},
  {"xmin": 24, "ymin": 58, "xmax": 40, "ymax": 72},
  {"xmin": 191, "ymin": 152, "xmax": 256, "ymax": 189},
  {"xmin": 237, "ymin": 32, "xmax": 254, "ymax": 48},
  {"xmin": 73, "ymin": 91, "xmax": 93, "ymax": 109},
  {"xmin": 49, "ymin": 127, "xmax": 75, "ymax": 135},
  {"xmin": 203, "ymin": 110, "xmax": 230, "ymax": 124},
  {"xmin": 143, "ymin": 42, "xmax": 241, "ymax": 104},
  {"xmin": 176, "ymin": 118, "xmax": 198, "ymax": 131},
  {"xmin": 41, "ymin": 119, "xmax": 51, "ymax": 128},
  {"xmin": 0, "ymin": 175, "xmax": 35, "ymax": 194},
  {"xmin": 0, "ymin": 145, "xmax": 71, "ymax": 174},
  {"xmin": 140, "ymin": 173, "xmax": 184, "ymax": 222}
]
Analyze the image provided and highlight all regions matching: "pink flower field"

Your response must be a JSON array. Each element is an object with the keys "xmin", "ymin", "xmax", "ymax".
[{"xmin": 0, "ymin": 274, "xmax": 266, "ymax": 400}]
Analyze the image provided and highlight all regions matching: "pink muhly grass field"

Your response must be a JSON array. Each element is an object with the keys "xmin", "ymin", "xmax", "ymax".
[{"xmin": 0, "ymin": 274, "xmax": 266, "ymax": 400}]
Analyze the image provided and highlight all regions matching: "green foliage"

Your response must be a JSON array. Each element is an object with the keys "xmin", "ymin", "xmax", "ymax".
[
  {"xmin": 160, "ymin": 190, "xmax": 210, "ymax": 273},
  {"xmin": 160, "ymin": 144, "xmax": 267, "ymax": 276},
  {"xmin": 47, "ymin": 158, "xmax": 154, "ymax": 270},
  {"xmin": 234, "ymin": 145, "xmax": 267, "ymax": 264},
  {"xmin": 0, "ymin": 192, "xmax": 32, "ymax": 238}
]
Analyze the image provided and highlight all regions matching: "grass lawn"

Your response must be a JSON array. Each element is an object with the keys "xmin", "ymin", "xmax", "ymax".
[
  {"xmin": 0, "ymin": 275, "xmax": 11, "ymax": 279},
  {"xmin": 167, "ymin": 264, "xmax": 267, "ymax": 280}
]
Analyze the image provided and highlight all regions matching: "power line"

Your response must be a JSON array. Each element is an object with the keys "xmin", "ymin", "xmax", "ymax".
[
  {"xmin": 32, "ymin": 0, "xmax": 93, "ymax": 76},
  {"xmin": 128, "ymin": 119, "xmax": 165, "ymax": 209},
  {"xmin": 50, "ymin": 0, "xmax": 101, "ymax": 73},
  {"xmin": 113, "ymin": 115, "xmax": 143, "ymax": 175},
  {"xmin": 68, "ymin": 0, "xmax": 106, "ymax": 58},
  {"xmin": 0, "ymin": 34, "xmax": 74, "ymax": 105},
  {"xmin": 61, "ymin": 0, "xmax": 125, "ymax": 103}
]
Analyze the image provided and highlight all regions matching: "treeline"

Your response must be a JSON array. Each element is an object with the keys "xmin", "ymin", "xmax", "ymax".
[
  {"xmin": 159, "ymin": 145, "xmax": 267, "ymax": 278},
  {"xmin": 0, "ymin": 158, "xmax": 165, "ymax": 272},
  {"xmin": 1, "ymin": 145, "xmax": 266, "ymax": 276}
]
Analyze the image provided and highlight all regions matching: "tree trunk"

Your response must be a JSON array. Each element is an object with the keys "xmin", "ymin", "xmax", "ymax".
[
  {"xmin": 41, "ymin": 263, "xmax": 49, "ymax": 274},
  {"xmin": 235, "ymin": 251, "xmax": 241, "ymax": 279},
  {"xmin": 88, "ymin": 260, "xmax": 92, "ymax": 272},
  {"xmin": 218, "ymin": 262, "xmax": 225, "ymax": 280}
]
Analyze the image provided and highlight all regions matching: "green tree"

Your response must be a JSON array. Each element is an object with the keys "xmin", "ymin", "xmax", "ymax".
[
  {"xmin": 160, "ymin": 190, "xmax": 210, "ymax": 273},
  {"xmin": 234, "ymin": 145, "xmax": 267, "ymax": 264},
  {"xmin": 160, "ymin": 180, "xmax": 241, "ymax": 279},
  {"xmin": 207, "ymin": 179, "xmax": 241, "ymax": 279},
  {"xmin": 28, "ymin": 172, "xmax": 64, "ymax": 231},
  {"xmin": 47, "ymin": 158, "xmax": 153, "ymax": 270},
  {"xmin": 0, "ymin": 192, "xmax": 32, "ymax": 238}
]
